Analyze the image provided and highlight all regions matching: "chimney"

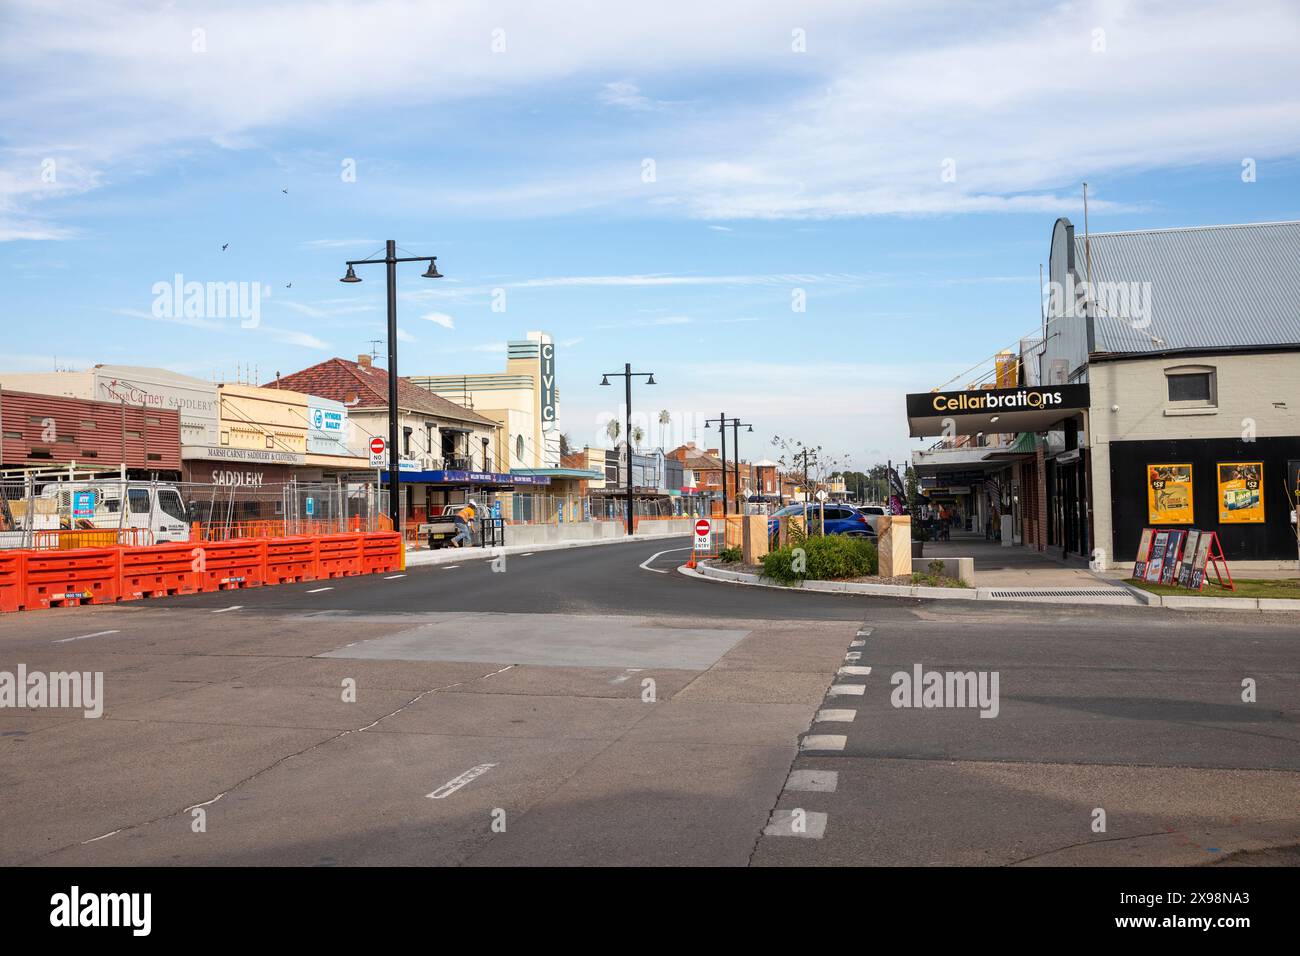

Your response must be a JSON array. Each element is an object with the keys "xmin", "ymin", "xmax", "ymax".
[{"xmin": 358, "ymin": 354, "xmax": 372, "ymax": 368}]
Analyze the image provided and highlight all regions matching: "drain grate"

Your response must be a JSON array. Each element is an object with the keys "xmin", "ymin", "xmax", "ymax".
[{"xmin": 988, "ymin": 588, "xmax": 1132, "ymax": 598}]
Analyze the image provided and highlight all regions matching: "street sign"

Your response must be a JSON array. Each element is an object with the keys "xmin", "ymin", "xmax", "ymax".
[
  {"xmin": 815, "ymin": 488, "xmax": 828, "ymax": 502},
  {"xmin": 742, "ymin": 487, "xmax": 753, "ymax": 500},
  {"xmin": 305, "ymin": 497, "xmax": 315, "ymax": 517},
  {"xmin": 369, "ymin": 437, "xmax": 387, "ymax": 468},
  {"xmin": 693, "ymin": 517, "xmax": 712, "ymax": 551}
]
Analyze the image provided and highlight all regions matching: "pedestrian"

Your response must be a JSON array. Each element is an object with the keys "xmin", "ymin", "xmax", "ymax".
[{"xmin": 451, "ymin": 499, "xmax": 478, "ymax": 548}]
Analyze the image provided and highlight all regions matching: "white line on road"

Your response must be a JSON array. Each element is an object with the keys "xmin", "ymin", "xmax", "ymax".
[
  {"xmin": 850, "ymin": 640, "xmax": 865, "ymax": 647},
  {"xmin": 52, "ymin": 629, "xmax": 120, "ymax": 644},
  {"xmin": 212, "ymin": 606, "xmax": 242, "ymax": 613},
  {"xmin": 427, "ymin": 763, "xmax": 497, "ymax": 799},
  {"xmin": 307, "ymin": 587, "xmax": 334, "ymax": 593},
  {"xmin": 384, "ymin": 574, "xmax": 406, "ymax": 580},
  {"xmin": 521, "ymin": 552, "xmax": 535, "ymax": 557},
  {"xmin": 801, "ymin": 734, "xmax": 847, "ymax": 752},
  {"xmin": 443, "ymin": 565, "xmax": 461, "ymax": 570},
  {"xmin": 786, "ymin": 770, "xmax": 838, "ymax": 793},
  {"xmin": 816, "ymin": 709, "xmax": 857, "ymax": 723},
  {"xmin": 640, "ymin": 546, "xmax": 691, "ymax": 574},
  {"xmin": 838, "ymin": 665, "xmax": 872, "ymax": 676},
  {"xmin": 844, "ymin": 651, "xmax": 861, "ymax": 661},
  {"xmin": 828, "ymin": 683, "xmax": 865, "ymax": 696},
  {"xmin": 80, "ymin": 829, "xmax": 122, "ymax": 845},
  {"xmin": 610, "ymin": 668, "xmax": 644, "ymax": 684},
  {"xmin": 856, "ymin": 628, "xmax": 873, "ymax": 637},
  {"xmin": 764, "ymin": 809, "xmax": 828, "ymax": 839}
]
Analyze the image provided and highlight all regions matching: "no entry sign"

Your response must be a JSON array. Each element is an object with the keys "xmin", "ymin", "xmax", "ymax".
[
  {"xmin": 694, "ymin": 518, "xmax": 712, "ymax": 551},
  {"xmin": 369, "ymin": 437, "xmax": 387, "ymax": 467}
]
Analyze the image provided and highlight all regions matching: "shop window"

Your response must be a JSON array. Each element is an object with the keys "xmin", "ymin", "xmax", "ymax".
[{"xmin": 1165, "ymin": 365, "xmax": 1216, "ymax": 409}]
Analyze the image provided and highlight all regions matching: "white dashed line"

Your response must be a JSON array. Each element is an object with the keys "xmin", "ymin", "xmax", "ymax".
[
  {"xmin": 816, "ymin": 708, "xmax": 857, "ymax": 723},
  {"xmin": 828, "ymin": 683, "xmax": 865, "ymax": 696},
  {"xmin": 426, "ymin": 763, "xmax": 497, "ymax": 799},
  {"xmin": 212, "ymin": 606, "xmax": 242, "ymax": 613},
  {"xmin": 53, "ymin": 629, "xmax": 120, "ymax": 644},
  {"xmin": 844, "ymin": 651, "xmax": 861, "ymax": 661},
  {"xmin": 443, "ymin": 565, "xmax": 461, "ymax": 570},
  {"xmin": 610, "ymin": 668, "xmax": 644, "ymax": 684},
  {"xmin": 764, "ymin": 809, "xmax": 828, "ymax": 839},
  {"xmin": 856, "ymin": 628, "xmax": 873, "ymax": 637},
  {"xmin": 80, "ymin": 829, "xmax": 122, "ymax": 845},
  {"xmin": 785, "ymin": 770, "xmax": 838, "ymax": 793},
  {"xmin": 850, "ymin": 640, "xmax": 865, "ymax": 647},
  {"xmin": 521, "ymin": 552, "xmax": 535, "ymax": 557},
  {"xmin": 307, "ymin": 587, "xmax": 333, "ymax": 593},
  {"xmin": 838, "ymin": 665, "xmax": 872, "ymax": 676},
  {"xmin": 384, "ymin": 574, "xmax": 406, "ymax": 580},
  {"xmin": 801, "ymin": 734, "xmax": 847, "ymax": 752}
]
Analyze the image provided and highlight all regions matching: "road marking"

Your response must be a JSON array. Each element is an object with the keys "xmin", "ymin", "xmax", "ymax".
[
  {"xmin": 844, "ymin": 651, "xmax": 861, "ymax": 661},
  {"xmin": 610, "ymin": 668, "xmax": 644, "ymax": 684},
  {"xmin": 856, "ymin": 628, "xmax": 873, "ymax": 637},
  {"xmin": 80, "ymin": 829, "xmax": 122, "ymax": 845},
  {"xmin": 426, "ymin": 763, "xmax": 497, "ymax": 799},
  {"xmin": 838, "ymin": 665, "xmax": 872, "ymax": 676},
  {"xmin": 52, "ymin": 629, "xmax": 120, "ymax": 644},
  {"xmin": 786, "ymin": 770, "xmax": 838, "ymax": 793},
  {"xmin": 639, "ymin": 546, "xmax": 691, "ymax": 574},
  {"xmin": 212, "ymin": 606, "xmax": 242, "ymax": 613},
  {"xmin": 764, "ymin": 809, "xmax": 828, "ymax": 839},
  {"xmin": 521, "ymin": 552, "xmax": 535, "ymax": 557},
  {"xmin": 443, "ymin": 565, "xmax": 461, "ymax": 570},
  {"xmin": 307, "ymin": 587, "xmax": 334, "ymax": 593},
  {"xmin": 384, "ymin": 574, "xmax": 406, "ymax": 580},
  {"xmin": 816, "ymin": 708, "xmax": 857, "ymax": 723},
  {"xmin": 801, "ymin": 734, "xmax": 847, "ymax": 752},
  {"xmin": 850, "ymin": 640, "xmax": 864, "ymax": 647},
  {"xmin": 828, "ymin": 683, "xmax": 865, "ymax": 696}
]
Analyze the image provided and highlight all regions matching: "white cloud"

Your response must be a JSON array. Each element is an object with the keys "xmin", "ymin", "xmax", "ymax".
[
  {"xmin": 598, "ymin": 80, "xmax": 657, "ymax": 111},
  {"xmin": 421, "ymin": 311, "xmax": 455, "ymax": 329}
]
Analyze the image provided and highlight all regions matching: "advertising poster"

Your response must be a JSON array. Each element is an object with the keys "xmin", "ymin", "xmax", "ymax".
[
  {"xmin": 1132, "ymin": 528, "xmax": 1154, "ymax": 580},
  {"xmin": 1188, "ymin": 533, "xmax": 1214, "ymax": 591},
  {"xmin": 1217, "ymin": 462, "xmax": 1264, "ymax": 523},
  {"xmin": 1144, "ymin": 530, "xmax": 1170, "ymax": 583},
  {"xmin": 1176, "ymin": 529, "xmax": 1201, "ymax": 588},
  {"xmin": 1160, "ymin": 529, "xmax": 1185, "ymax": 585},
  {"xmin": 1147, "ymin": 464, "xmax": 1194, "ymax": 524}
]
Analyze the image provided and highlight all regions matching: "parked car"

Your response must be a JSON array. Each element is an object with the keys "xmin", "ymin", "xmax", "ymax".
[
  {"xmin": 769, "ymin": 502, "xmax": 876, "ymax": 539},
  {"xmin": 855, "ymin": 504, "xmax": 888, "ymax": 531}
]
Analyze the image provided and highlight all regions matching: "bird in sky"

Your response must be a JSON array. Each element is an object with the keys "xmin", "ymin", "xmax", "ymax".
[
  {"xmin": 281, "ymin": 188, "xmax": 288, "ymax": 194},
  {"xmin": 285, "ymin": 282, "xmax": 292, "ymax": 288},
  {"xmin": 221, "ymin": 243, "xmax": 228, "ymax": 251}
]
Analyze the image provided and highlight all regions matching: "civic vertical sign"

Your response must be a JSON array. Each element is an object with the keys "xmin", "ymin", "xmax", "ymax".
[{"xmin": 540, "ymin": 341, "xmax": 556, "ymax": 426}]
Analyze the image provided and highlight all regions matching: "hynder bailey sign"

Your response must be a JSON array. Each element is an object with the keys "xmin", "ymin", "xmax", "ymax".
[{"xmin": 906, "ymin": 383, "xmax": 1090, "ymax": 437}]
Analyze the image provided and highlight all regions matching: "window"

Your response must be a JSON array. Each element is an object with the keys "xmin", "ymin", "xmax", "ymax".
[
  {"xmin": 127, "ymin": 489, "xmax": 151, "ymax": 514},
  {"xmin": 157, "ymin": 490, "xmax": 188, "ymax": 522},
  {"xmin": 1168, "ymin": 373, "xmax": 1211, "ymax": 402},
  {"xmin": 1165, "ymin": 365, "xmax": 1216, "ymax": 410}
]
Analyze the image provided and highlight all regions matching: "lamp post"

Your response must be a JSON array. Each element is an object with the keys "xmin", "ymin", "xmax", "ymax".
[
  {"xmin": 339, "ymin": 240, "xmax": 443, "ymax": 533},
  {"xmin": 705, "ymin": 415, "xmax": 751, "ymax": 515},
  {"xmin": 600, "ymin": 363, "xmax": 656, "ymax": 535}
]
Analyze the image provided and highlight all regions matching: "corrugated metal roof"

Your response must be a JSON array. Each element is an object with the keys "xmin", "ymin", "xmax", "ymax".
[{"xmin": 1073, "ymin": 220, "xmax": 1300, "ymax": 355}]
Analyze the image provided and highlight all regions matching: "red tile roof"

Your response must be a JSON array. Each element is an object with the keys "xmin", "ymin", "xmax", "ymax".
[{"xmin": 272, "ymin": 358, "xmax": 496, "ymax": 426}]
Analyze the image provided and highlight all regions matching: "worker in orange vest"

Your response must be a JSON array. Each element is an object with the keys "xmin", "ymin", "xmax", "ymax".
[{"xmin": 451, "ymin": 500, "xmax": 479, "ymax": 548}]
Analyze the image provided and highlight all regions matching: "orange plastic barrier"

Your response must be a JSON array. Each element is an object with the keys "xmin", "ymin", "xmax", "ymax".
[
  {"xmin": 192, "ymin": 539, "xmax": 267, "ymax": 591},
  {"xmin": 34, "ymin": 528, "xmax": 154, "ymax": 550},
  {"xmin": 119, "ymin": 541, "xmax": 200, "ymax": 600},
  {"xmin": 0, "ymin": 531, "xmax": 406, "ymax": 612},
  {"xmin": 22, "ymin": 548, "xmax": 120, "ymax": 609},
  {"xmin": 317, "ymin": 534, "xmax": 363, "ymax": 578},
  {"xmin": 361, "ymin": 532, "xmax": 403, "ymax": 574},
  {"xmin": 0, "ymin": 551, "xmax": 22, "ymax": 613},
  {"xmin": 265, "ymin": 536, "xmax": 318, "ymax": 585}
]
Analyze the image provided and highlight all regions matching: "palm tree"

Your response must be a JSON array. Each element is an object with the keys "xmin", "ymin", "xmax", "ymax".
[
  {"xmin": 631, "ymin": 425, "xmax": 644, "ymax": 450},
  {"xmin": 606, "ymin": 419, "xmax": 621, "ymax": 445},
  {"xmin": 658, "ymin": 409, "xmax": 671, "ymax": 450}
]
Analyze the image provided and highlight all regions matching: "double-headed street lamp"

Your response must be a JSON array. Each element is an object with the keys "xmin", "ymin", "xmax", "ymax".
[
  {"xmin": 339, "ymin": 240, "xmax": 443, "ymax": 532},
  {"xmin": 703, "ymin": 414, "xmax": 751, "ymax": 515},
  {"xmin": 600, "ymin": 363, "xmax": 656, "ymax": 535}
]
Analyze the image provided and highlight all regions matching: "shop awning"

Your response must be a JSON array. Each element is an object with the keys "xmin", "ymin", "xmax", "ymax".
[
  {"xmin": 906, "ymin": 384, "xmax": 1090, "ymax": 437},
  {"xmin": 379, "ymin": 469, "xmax": 550, "ymax": 486}
]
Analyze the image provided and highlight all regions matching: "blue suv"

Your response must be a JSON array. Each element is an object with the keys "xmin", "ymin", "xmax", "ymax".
[{"xmin": 768, "ymin": 503, "xmax": 876, "ymax": 539}]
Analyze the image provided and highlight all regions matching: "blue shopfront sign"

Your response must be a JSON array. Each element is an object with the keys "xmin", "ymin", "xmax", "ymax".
[
  {"xmin": 72, "ymin": 490, "xmax": 96, "ymax": 518},
  {"xmin": 380, "ymin": 469, "xmax": 551, "ymax": 486}
]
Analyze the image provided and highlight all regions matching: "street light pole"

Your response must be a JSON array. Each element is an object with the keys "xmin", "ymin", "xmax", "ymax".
[
  {"xmin": 599, "ymin": 363, "xmax": 656, "ymax": 535},
  {"xmin": 706, "ymin": 415, "xmax": 751, "ymax": 515},
  {"xmin": 339, "ymin": 240, "xmax": 443, "ymax": 533},
  {"xmin": 728, "ymin": 419, "xmax": 753, "ymax": 511}
]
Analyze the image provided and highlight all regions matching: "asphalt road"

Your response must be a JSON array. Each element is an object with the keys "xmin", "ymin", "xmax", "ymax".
[{"xmin": 0, "ymin": 536, "xmax": 1295, "ymax": 866}]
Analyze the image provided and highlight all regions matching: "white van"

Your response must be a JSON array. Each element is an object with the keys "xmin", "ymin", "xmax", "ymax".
[{"xmin": 37, "ymin": 482, "xmax": 191, "ymax": 544}]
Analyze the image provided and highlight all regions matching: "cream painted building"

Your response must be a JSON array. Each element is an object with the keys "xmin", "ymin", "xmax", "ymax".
[{"xmin": 409, "ymin": 331, "xmax": 560, "ymax": 471}]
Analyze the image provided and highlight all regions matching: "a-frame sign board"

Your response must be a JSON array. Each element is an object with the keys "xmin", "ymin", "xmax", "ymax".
[{"xmin": 1187, "ymin": 531, "xmax": 1235, "ymax": 593}]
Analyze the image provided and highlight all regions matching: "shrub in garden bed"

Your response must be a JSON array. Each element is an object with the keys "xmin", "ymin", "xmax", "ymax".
[{"xmin": 760, "ymin": 535, "xmax": 878, "ymax": 584}]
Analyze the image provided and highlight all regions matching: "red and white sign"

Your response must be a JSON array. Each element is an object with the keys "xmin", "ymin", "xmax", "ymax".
[
  {"xmin": 369, "ymin": 437, "xmax": 387, "ymax": 467},
  {"xmin": 693, "ymin": 517, "xmax": 712, "ymax": 551}
]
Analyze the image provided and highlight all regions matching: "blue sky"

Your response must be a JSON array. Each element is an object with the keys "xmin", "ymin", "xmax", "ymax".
[{"xmin": 2, "ymin": 0, "xmax": 1298, "ymax": 471}]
